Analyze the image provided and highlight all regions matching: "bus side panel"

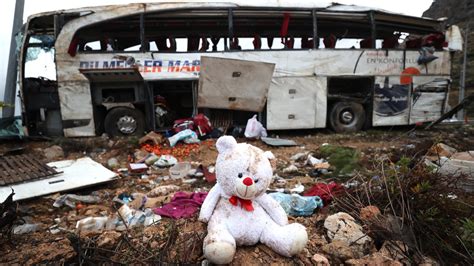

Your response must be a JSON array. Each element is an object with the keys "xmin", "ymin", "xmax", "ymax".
[
  {"xmin": 372, "ymin": 75, "xmax": 450, "ymax": 126},
  {"xmin": 58, "ymin": 80, "xmax": 96, "ymax": 137},
  {"xmin": 266, "ymin": 76, "xmax": 326, "ymax": 130},
  {"xmin": 372, "ymin": 76, "xmax": 410, "ymax": 126},
  {"xmin": 409, "ymin": 77, "xmax": 449, "ymax": 124}
]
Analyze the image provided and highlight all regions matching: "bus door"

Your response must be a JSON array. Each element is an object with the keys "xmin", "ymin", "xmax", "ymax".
[{"xmin": 197, "ymin": 56, "xmax": 275, "ymax": 113}]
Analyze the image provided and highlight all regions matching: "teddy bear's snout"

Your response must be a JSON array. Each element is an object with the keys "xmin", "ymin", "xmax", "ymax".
[{"xmin": 242, "ymin": 177, "xmax": 253, "ymax": 186}]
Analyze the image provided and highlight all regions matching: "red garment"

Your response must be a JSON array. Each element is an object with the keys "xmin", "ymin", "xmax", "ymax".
[
  {"xmin": 360, "ymin": 37, "xmax": 373, "ymax": 48},
  {"xmin": 324, "ymin": 34, "xmax": 337, "ymax": 48},
  {"xmin": 304, "ymin": 182, "xmax": 344, "ymax": 204},
  {"xmin": 280, "ymin": 13, "xmax": 291, "ymax": 37},
  {"xmin": 253, "ymin": 35, "xmax": 262, "ymax": 49},
  {"xmin": 153, "ymin": 191, "xmax": 208, "ymax": 219},
  {"xmin": 229, "ymin": 195, "xmax": 254, "ymax": 211}
]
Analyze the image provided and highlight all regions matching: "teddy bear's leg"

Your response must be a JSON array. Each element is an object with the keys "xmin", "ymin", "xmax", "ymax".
[
  {"xmin": 203, "ymin": 224, "xmax": 236, "ymax": 264},
  {"xmin": 260, "ymin": 220, "xmax": 308, "ymax": 257}
]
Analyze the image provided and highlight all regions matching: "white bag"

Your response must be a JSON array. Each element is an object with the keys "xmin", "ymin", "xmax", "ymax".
[{"xmin": 244, "ymin": 115, "xmax": 267, "ymax": 139}]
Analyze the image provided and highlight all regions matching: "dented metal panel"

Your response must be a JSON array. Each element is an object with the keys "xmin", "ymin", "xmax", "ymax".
[
  {"xmin": 409, "ymin": 78, "xmax": 448, "ymax": 124},
  {"xmin": 267, "ymin": 77, "xmax": 327, "ymax": 130},
  {"xmin": 373, "ymin": 76, "xmax": 449, "ymax": 126},
  {"xmin": 197, "ymin": 57, "xmax": 275, "ymax": 112},
  {"xmin": 0, "ymin": 157, "xmax": 117, "ymax": 202}
]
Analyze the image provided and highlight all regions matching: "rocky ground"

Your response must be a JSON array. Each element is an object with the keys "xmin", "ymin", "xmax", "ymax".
[{"xmin": 0, "ymin": 124, "xmax": 473, "ymax": 265}]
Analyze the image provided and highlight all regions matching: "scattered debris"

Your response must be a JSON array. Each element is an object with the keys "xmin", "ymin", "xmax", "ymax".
[
  {"xmin": 139, "ymin": 131, "xmax": 165, "ymax": 145},
  {"xmin": 128, "ymin": 163, "xmax": 148, "ymax": 174},
  {"xmin": 0, "ymin": 157, "xmax": 117, "ymax": 202},
  {"xmin": 261, "ymin": 137, "xmax": 297, "ymax": 146},
  {"xmin": 154, "ymin": 154, "xmax": 178, "ymax": 168},
  {"xmin": 168, "ymin": 129, "xmax": 200, "ymax": 147},
  {"xmin": 169, "ymin": 162, "xmax": 191, "ymax": 179},
  {"xmin": 244, "ymin": 114, "xmax": 267, "ymax": 139},
  {"xmin": 13, "ymin": 223, "xmax": 41, "ymax": 235},
  {"xmin": 53, "ymin": 193, "xmax": 101, "ymax": 208},
  {"xmin": 269, "ymin": 192, "xmax": 323, "ymax": 216},
  {"xmin": 282, "ymin": 164, "xmax": 298, "ymax": 173},
  {"xmin": 147, "ymin": 185, "xmax": 181, "ymax": 197},
  {"xmin": 1, "ymin": 126, "xmax": 473, "ymax": 264}
]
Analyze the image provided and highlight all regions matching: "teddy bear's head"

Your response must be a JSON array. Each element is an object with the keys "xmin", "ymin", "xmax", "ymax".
[{"xmin": 215, "ymin": 136, "xmax": 274, "ymax": 200}]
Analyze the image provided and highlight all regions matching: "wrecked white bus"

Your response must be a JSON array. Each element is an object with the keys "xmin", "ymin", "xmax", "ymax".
[{"xmin": 19, "ymin": 1, "xmax": 462, "ymax": 137}]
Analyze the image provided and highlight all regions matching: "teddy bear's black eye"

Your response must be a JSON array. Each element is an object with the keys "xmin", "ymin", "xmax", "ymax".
[
  {"xmin": 238, "ymin": 173, "xmax": 243, "ymax": 178},
  {"xmin": 255, "ymin": 179, "xmax": 259, "ymax": 183}
]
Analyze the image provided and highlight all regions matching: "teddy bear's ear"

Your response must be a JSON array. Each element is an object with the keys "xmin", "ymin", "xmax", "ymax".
[
  {"xmin": 264, "ymin": 151, "xmax": 277, "ymax": 171},
  {"xmin": 216, "ymin": 135, "xmax": 238, "ymax": 154}
]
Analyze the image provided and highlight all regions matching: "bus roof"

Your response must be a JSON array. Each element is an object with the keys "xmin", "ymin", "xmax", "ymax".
[
  {"xmin": 27, "ymin": 1, "xmax": 440, "ymax": 21},
  {"xmin": 26, "ymin": 1, "xmax": 443, "ymax": 36}
]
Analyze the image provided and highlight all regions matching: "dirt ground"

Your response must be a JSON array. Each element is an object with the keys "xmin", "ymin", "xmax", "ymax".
[{"xmin": 0, "ymin": 124, "xmax": 473, "ymax": 265}]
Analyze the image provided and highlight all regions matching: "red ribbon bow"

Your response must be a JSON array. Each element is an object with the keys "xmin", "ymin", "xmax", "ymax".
[{"xmin": 229, "ymin": 195, "xmax": 254, "ymax": 212}]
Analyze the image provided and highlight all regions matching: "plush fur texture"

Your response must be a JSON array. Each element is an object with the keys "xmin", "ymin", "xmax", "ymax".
[{"xmin": 199, "ymin": 136, "xmax": 308, "ymax": 264}]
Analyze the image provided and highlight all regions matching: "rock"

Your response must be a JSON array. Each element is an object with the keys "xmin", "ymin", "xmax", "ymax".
[
  {"xmin": 144, "ymin": 154, "xmax": 160, "ymax": 166},
  {"xmin": 150, "ymin": 240, "xmax": 159, "ymax": 249},
  {"xmin": 139, "ymin": 131, "xmax": 164, "ymax": 145},
  {"xmin": 427, "ymin": 143, "xmax": 457, "ymax": 158},
  {"xmin": 134, "ymin": 149, "xmax": 149, "ymax": 162},
  {"xmin": 290, "ymin": 152, "xmax": 308, "ymax": 161},
  {"xmin": 312, "ymin": 253, "xmax": 330, "ymax": 265},
  {"xmin": 282, "ymin": 164, "xmax": 298, "ymax": 173},
  {"xmin": 43, "ymin": 145, "xmax": 64, "ymax": 161},
  {"xmin": 13, "ymin": 223, "xmax": 41, "ymax": 235},
  {"xmin": 360, "ymin": 205, "xmax": 381, "ymax": 221},
  {"xmin": 107, "ymin": 157, "xmax": 120, "ymax": 169},
  {"xmin": 379, "ymin": 241, "xmax": 409, "ymax": 262},
  {"xmin": 322, "ymin": 240, "xmax": 360, "ymax": 263},
  {"xmin": 324, "ymin": 212, "xmax": 372, "ymax": 246},
  {"xmin": 97, "ymin": 231, "xmax": 122, "ymax": 249},
  {"xmin": 345, "ymin": 252, "xmax": 402, "ymax": 266},
  {"xmin": 418, "ymin": 256, "xmax": 440, "ymax": 266}
]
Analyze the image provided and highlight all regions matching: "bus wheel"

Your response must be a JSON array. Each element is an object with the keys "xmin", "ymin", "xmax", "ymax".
[
  {"xmin": 329, "ymin": 102, "xmax": 366, "ymax": 133},
  {"xmin": 104, "ymin": 107, "xmax": 145, "ymax": 136}
]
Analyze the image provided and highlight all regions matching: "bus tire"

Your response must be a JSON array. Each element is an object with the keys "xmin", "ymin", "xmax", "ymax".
[
  {"xmin": 104, "ymin": 107, "xmax": 145, "ymax": 136},
  {"xmin": 328, "ymin": 102, "xmax": 366, "ymax": 133}
]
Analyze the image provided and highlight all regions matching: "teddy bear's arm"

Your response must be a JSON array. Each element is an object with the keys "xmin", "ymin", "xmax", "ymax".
[
  {"xmin": 198, "ymin": 184, "xmax": 222, "ymax": 223},
  {"xmin": 255, "ymin": 193, "xmax": 288, "ymax": 226}
]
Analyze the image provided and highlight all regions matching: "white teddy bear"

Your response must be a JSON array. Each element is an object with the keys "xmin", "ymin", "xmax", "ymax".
[{"xmin": 199, "ymin": 136, "xmax": 308, "ymax": 264}]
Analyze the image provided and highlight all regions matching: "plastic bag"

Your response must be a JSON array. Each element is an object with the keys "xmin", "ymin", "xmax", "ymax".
[
  {"xmin": 244, "ymin": 115, "xmax": 267, "ymax": 139},
  {"xmin": 153, "ymin": 155, "xmax": 178, "ymax": 167},
  {"xmin": 269, "ymin": 192, "xmax": 323, "ymax": 216}
]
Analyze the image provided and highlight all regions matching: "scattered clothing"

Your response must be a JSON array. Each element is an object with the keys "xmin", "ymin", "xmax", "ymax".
[
  {"xmin": 304, "ymin": 182, "xmax": 344, "ymax": 204},
  {"xmin": 153, "ymin": 192, "xmax": 207, "ymax": 219}
]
